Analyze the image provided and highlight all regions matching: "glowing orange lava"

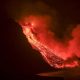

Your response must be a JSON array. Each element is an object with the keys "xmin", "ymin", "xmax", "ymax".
[{"xmin": 18, "ymin": 15, "xmax": 80, "ymax": 68}]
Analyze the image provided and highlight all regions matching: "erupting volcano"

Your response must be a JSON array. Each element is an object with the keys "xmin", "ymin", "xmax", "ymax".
[
  {"xmin": 18, "ymin": 15, "xmax": 80, "ymax": 68},
  {"xmin": 7, "ymin": 1, "xmax": 80, "ymax": 69}
]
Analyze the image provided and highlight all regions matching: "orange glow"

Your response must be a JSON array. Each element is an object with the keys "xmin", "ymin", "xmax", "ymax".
[{"xmin": 18, "ymin": 15, "xmax": 80, "ymax": 68}]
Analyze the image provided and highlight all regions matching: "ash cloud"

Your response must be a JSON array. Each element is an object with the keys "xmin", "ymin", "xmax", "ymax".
[
  {"xmin": 6, "ymin": 0, "xmax": 60, "ymax": 38},
  {"xmin": 6, "ymin": 0, "xmax": 78, "ymax": 41}
]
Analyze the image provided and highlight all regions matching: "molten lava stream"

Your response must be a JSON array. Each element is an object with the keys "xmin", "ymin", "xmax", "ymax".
[{"xmin": 18, "ymin": 15, "xmax": 80, "ymax": 69}]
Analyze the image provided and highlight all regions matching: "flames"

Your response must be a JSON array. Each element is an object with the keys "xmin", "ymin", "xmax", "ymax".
[{"xmin": 18, "ymin": 15, "xmax": 80, "ymax": 69}]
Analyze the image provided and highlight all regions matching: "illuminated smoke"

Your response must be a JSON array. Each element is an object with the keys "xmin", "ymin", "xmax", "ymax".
[
  {"xmin": 18, "ymin": 15, "xmax": 80, "ymax": 68},
  {"xmin": 7, "ymin": 1, "xmax": 80, "ymax": 68}
]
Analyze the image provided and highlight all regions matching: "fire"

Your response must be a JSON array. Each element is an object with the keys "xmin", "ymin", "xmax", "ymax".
[{"xmin": 18, "ymin": 15, "xmax": 80, "ymax": 68}]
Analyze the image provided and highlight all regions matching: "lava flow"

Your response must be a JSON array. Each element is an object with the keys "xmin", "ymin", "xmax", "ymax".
[{"xmin": 18, "ymin": 15, "xmax": 80, "ymax": 69}]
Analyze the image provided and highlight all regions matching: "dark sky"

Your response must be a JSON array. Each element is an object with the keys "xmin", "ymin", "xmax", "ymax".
[{"xmin": 0, "ymin": 0, "xmax": 80, "ymax": 80}]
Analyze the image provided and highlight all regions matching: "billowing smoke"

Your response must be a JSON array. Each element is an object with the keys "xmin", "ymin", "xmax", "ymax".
[{"xmin": 6, "ymin": 1, "xmax": 80, "ymax": 68}]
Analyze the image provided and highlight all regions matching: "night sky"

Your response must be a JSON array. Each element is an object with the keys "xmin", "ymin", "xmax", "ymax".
[{"xmin": 1, "ymin": 0, "xmax": 80, "ymax": 80}]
